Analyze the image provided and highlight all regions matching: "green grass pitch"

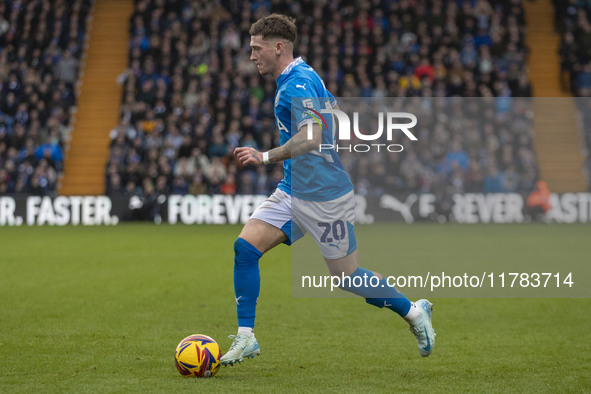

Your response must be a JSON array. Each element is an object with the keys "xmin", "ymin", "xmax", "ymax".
[{"xmin": 0, "ymin": 223, "xmax": 590, "ymax": 393}]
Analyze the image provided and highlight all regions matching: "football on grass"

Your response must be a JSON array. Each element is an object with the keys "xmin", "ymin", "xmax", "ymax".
[{"xmin": 174, "ymin": 334, "xmax": 222, "ymax": 377}]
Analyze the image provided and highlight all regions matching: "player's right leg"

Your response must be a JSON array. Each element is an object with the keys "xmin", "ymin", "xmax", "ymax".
[
  {"xmin": 323, "ymin": 247, "xmax": 435, "ymax": 357},
  {"xmin": 294, "ymin": 191, "xmax": 435, "ymax": 357}
]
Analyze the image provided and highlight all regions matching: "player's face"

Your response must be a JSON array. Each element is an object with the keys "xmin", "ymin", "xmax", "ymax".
[{"xmin": 250, "ymin": 35, "xmax": 277, "ymax": 76}]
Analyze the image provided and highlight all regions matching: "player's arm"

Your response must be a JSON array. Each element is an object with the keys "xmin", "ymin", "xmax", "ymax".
[
  {"xmin": 268, "ymin": 102, "xmax": 340, "ymax": 161},
  {"xmin": 234, "ymin": 102, "xmax": 340, "ymax": 166},
  {"xmin": 234, "ymin": 121, "xmax": 322, "ymax": 166}
]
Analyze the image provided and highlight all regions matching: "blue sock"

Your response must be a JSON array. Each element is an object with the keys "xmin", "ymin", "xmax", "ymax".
[
  {"xmin": 340, "ymin": 267, "xmax": 411, "ymax": 316},
  {"xmin": 233, "ymin": 238, "xmax": 262, "ymax": 328}
]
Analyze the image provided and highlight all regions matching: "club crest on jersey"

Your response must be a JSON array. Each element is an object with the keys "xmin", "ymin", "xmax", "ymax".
[{"xmin": 304, "ymin": 108, "xmax": 328, "ymax": 132}]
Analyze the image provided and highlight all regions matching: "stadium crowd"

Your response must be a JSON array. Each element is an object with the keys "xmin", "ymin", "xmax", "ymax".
[
  {"xmin": 104, "ymin": 0, "xmax": 538, "ymax": 212},
  {"xmin": 556, "ymin": 0, "xmax": 591, "ymax": 187},
  {"xmin": 556, "ymin": 0, "xmax": 591, "ymax": 96},
  {"xmin": 0, "ymin": 0, "xmax": 91, "ymax": 196}
]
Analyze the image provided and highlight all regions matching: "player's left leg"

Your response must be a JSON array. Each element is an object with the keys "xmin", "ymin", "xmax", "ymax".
[
  {"xmin": 221, "ymin": 189, "xmax": 294, "ymax": 366},
  {"xmin": 220, "ymin": 219, "xmax": 287, "ymax": 366},
  {"xmin": 234, "ymin": 219, "xmax": 287, "ymax": 331}
]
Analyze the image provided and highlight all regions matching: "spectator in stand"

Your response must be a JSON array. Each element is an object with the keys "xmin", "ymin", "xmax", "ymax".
[
  {"xmin": 526, "ymin": 180, "xmax": 552, "ymax": 220},
  {"xmin": 437, "ymin": 140, "xmax": 470, "ymax": 175},
  {"xmin": 54, "ymin": 49, "xmax": 79, "ymax": 87},
  {"xmin": 221, "ymin": 173, "xmax": 237, "ymax": 195},
  {"xmin": 484, "ymin": 164, "xmax": 505, "ymax": 193}
]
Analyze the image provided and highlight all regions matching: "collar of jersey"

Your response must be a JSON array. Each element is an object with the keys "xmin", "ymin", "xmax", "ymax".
[{"xmin": 279, "ymin": 57, "xmax": 304, "ymax": 77}]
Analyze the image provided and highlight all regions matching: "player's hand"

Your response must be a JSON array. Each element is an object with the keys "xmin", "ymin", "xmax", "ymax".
[{"xmin": 234, "ymin": 147, "xmax": 264, "ymax": 166}]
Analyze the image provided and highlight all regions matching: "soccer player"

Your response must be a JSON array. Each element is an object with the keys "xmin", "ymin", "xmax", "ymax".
[{"xmin": 220, "ymin": 14, "xmax": 435, "ymax": 366}]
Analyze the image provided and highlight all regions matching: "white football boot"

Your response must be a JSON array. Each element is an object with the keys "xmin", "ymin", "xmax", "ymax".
[
  {"xmin": 409, "ymin": 299, "xmax": 436, "ymax": 357},
  {"xmin": 220, "ymin": 334, "xmax": 260, "ymax": 366}
]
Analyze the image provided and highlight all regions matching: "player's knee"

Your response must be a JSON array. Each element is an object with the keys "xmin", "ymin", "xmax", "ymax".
[
  {"xmin": 234, "ymin": 237, "xmax": 262, "ymax": 263},
  {"xmin": 233, "ymin": 237, "xmax": 247, "ymax": 257},
  {"xmin": 233, "ymin": 237, "xmax": 242, "ymax": 254}
]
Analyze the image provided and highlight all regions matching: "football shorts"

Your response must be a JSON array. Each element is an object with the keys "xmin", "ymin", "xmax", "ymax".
[{"xmin": 250, "ymin": 188, "xmax": 357, "ymax": 259}]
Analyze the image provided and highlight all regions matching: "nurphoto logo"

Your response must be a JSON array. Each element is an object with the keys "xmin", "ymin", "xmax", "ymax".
[{"xmin": 304, "ymin": 107, "xmax": 418, "ymax": 153}]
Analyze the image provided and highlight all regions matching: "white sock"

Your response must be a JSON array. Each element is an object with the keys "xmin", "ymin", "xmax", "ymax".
[
  {"xmin": 402, "ymin": 302, "xmax": 421, "ymax": 324},
  {"xmin": 238, "ymin": 326, "xmax": 254, "ymax": 337}
]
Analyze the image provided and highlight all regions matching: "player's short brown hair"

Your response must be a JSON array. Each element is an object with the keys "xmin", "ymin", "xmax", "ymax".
[{"xmin": 249, "ymin": 14, "xmax": 297, "ymax": 43}]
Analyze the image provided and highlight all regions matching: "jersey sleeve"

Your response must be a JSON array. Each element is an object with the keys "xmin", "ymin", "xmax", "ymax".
[{"xmin": 284, "ymin": 82, "xmax": 324, "ymax": 132}]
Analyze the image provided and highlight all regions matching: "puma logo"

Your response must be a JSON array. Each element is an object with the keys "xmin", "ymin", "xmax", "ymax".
[{"xmin": 379, "ymin": 194, "xmax": 418, "ymax": 224}]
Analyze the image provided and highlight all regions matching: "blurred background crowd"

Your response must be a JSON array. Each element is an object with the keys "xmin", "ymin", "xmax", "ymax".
[
  {"xmin": 105, "ymin": 0, "xmax": 538, "ymax": 205},
  {"xmin": 555, "ymin": 0, "xmax": 591, "ymax": 187},
  {"xmin": 0, "ymin": 0, "xmax": 90, "ymax": 195},
  {"xmin": 3, "ymin": 0, "xmax": 590, "ymax": 204}
]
